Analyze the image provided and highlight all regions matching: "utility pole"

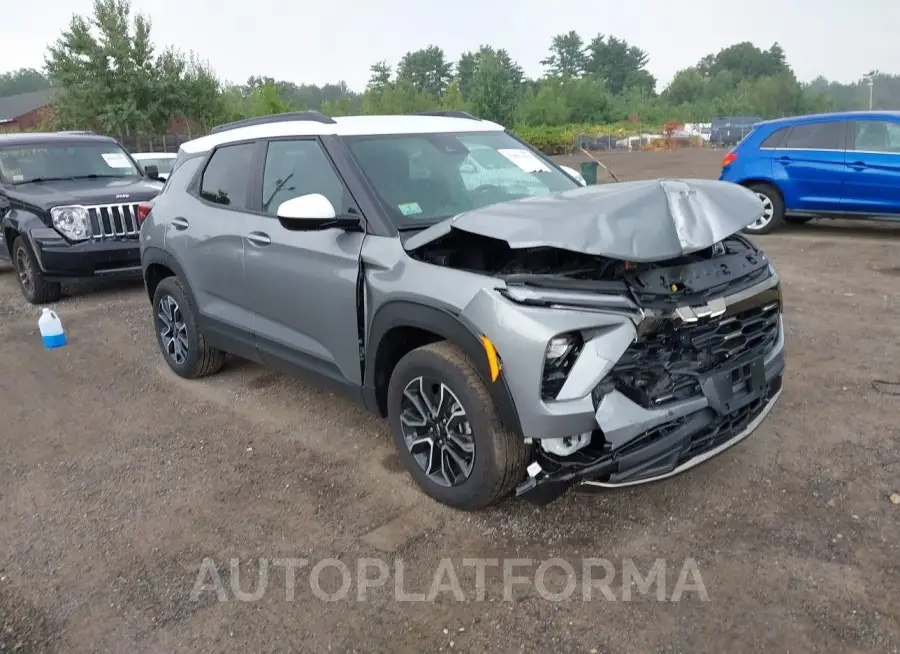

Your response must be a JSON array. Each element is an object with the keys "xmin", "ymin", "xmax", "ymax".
[{"xmin": 864, "ymin": 70, "xmax": 877, "ymax": 109}]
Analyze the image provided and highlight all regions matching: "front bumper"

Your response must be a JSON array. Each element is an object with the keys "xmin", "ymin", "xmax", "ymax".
[
  {"xmin": 28, "ymin": 228, "xmax": 141, "ymax": 281},
  {"xmin": 460, "ymin": 269, "xmax": 786, "ymax": 503}
]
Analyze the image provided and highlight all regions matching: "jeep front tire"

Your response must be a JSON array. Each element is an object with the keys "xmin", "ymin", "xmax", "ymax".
[
  {"xmin": 386, "ymin": 341, "xmax": 528, "ymax": 509},
  {"xmin": 12, "ymin": 236, "xmax": 61, "ymax": 304}
]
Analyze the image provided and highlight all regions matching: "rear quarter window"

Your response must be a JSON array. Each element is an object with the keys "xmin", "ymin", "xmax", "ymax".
[{"xmin": 760, "ymin": 127, "xmax": 790, "ymax": 149}]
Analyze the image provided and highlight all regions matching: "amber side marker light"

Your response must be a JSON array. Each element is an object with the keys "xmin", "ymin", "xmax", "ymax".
[{"xmin": 480, "ymin": 335, "xmax": 502, "ymax": 382}]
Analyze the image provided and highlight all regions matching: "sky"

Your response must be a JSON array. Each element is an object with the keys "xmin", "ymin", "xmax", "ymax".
[{"xmin": 3, "ymin": 0, "xmax": 898, "ymax": 92}]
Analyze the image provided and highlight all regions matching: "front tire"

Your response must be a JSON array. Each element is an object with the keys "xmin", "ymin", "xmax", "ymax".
[
  {"xmin": 152, "ymin": 277, "xmax": 226, "ymax": 379},
  {"xmin": 387, "ymin": 341, "xmax": 528, "ymax": 510},
  {"xmin": 743, "ymin": 183, "xmax": 785, "ymax": 235},
  {"xmin": 12, "ymin": 236, "xmax": 61, "ymax": 304}
]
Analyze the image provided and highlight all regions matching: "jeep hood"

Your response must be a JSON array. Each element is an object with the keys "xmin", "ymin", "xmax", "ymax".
[{"xmin": 403, "ymin": 178, "xmax": 765, "ymax": 262}]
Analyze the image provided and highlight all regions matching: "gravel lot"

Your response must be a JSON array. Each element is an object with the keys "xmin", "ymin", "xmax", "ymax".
[{"xmin": 1, "ymin": 148, "xmax": 898, "ymax": 653}]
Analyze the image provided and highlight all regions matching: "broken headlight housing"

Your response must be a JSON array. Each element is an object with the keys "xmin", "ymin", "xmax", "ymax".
[{"xmin": 540, "ymin": 332, "xmax": 584, "ymax": 400}]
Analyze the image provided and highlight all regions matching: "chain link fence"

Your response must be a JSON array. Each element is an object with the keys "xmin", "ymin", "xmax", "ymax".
[{"xmin": 118, "ymin": 133, "xmax": 200, "ymax": 153}]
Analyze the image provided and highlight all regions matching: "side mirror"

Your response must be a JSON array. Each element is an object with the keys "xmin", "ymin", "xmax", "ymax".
[
  {"xmin": 276, "ymin": 193, "xmax": 360, "ymax": 230},
  {"xmin": 144, "ymin": 164, "xmax": 160, "ymax": 180}
]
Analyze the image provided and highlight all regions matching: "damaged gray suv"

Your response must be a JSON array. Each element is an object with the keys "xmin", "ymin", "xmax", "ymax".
[{"xmin": 139, "ymin": 110, "xmax": 785, "ymax": 509}]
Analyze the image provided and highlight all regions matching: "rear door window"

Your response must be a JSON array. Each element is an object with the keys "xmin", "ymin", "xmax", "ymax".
[
  {"xmin": 850, "ymin": 120, "xmax": 900, "ymax": 153},
  {"xmin": 782, "ymin": 122, "xmax": 844, "ymax": 150},
  {"xmin": 198, "ymin": 143, "xmax": 256, "ymax": 208}
]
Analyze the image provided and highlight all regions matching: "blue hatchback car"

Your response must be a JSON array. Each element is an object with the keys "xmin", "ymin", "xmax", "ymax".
[{"xmin": 719, "ymin": 110, "xmax": 900, "ymax": 234}]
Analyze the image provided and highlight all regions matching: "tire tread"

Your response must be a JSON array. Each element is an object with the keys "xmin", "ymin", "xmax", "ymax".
[
  {"xmin": 399, "ymin": 341, "xmax": 528, "ymax": 508},
  {"xmin": 154, "ymin": 277, "xmax": 226, "ymax": 378},
  {"xmin": 12, "ymin": 236, "xmax": 61, "ymax": 305}
]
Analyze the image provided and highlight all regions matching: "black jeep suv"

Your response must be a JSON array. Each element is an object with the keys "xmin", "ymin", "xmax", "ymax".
[{"xmin": 0, "ymin": 132, "xmax": 164, "ymax": 303}]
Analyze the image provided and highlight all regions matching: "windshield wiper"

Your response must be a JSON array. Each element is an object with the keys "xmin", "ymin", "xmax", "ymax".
[
  {"xmin": 15, "ymin": 173, "xmax": 132, "ymax": 184},
  {"xmin": 68, "ymin": 174, "xmax": 135, "ymax": 179},
  {"xmin": 14, "ymin": 176, "xmax": 76, "ymax": 184}
]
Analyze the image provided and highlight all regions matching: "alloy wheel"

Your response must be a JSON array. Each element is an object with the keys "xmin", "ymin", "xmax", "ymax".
[
  {"xmin": 157, "ymin": 294, "xmax": 189, "ymax": 365},
  {"xmin": 15, "ymin": 247, "xmax": 33, "ymax": 296},
  {"xmin": 399, "ymin": 376, "xmax": 475, "ymax": 487},
  {"xmin": 749, "ymin": 192, "xmax": 775, "ymax": 230}
]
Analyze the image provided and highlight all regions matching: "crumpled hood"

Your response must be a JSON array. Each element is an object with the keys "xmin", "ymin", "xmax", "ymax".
[{"xmin": 403, "ymin": 179, "xmax": 765, "ymax": 262}]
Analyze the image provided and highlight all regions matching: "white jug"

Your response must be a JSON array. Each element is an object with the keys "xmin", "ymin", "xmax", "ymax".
[{"xmin": 38, "ymin": 308, "xmax": 66, "ymax": 349}]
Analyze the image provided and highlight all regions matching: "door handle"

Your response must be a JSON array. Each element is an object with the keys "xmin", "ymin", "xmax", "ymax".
[
  {"xmin": 776, "ymin": 155, "xmax": 792, "ymax": 163},
  {"xmin": 172, "ymin": 217, "xmax": 189, "ymax": 230},
  {"xmin": 849, "ymin": 161, "xmax": 868, "ymax": 170},
  {"xmin": 247, "ymin": 231, "xmax": 271, "ymax": 246}
]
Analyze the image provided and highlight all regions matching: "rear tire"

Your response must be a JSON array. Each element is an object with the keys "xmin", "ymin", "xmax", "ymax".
[
  {"xmin": 152, "ymin": 276, "xmax": 226, "ymax": 379},
  {"xmin": 742, "ymin": 183, "xmax": 785, "ymax": 235},
  {"xmin": 12, "ymin": 236, "xmax": 61, "ymax": 304},
  {"xmin": 387, "ymin": 341, "xmax": 528, "ymax": 509}
]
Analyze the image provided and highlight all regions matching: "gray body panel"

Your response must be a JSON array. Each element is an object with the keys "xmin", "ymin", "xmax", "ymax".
[
  {"xmin": 404, "ymin": 178, "xmax": 766, "ymax": 261},
  {"xmin": 161, "ymin": 159, "xmax": 252, "ymax": 333},
  {"xmin": 244, "ymin": 216, "xmax": 365, "ymax": 385}
]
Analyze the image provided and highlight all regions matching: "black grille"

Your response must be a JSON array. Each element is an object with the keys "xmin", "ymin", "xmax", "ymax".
[
  {"xmin": 679, "ymin": 376, "xmax": 782, "ymax": 463},
  {"xmin": 611, "ymin": 301, "xmax": 780, "ymax": 407},
  {"xmin": 87, "ymin": 203, "xmax": 141, "ymax": 239}
]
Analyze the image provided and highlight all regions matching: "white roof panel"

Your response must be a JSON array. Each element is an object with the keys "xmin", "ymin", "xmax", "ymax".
[{"xmin": 180, "ymin": 114, "xmax": 505, "ymax": 154}]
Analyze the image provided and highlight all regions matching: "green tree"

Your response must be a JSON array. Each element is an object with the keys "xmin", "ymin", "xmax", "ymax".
[
  {"xmin": 441, "ymin": 80, "xmax": 468, "ymax": 111},
  {"xmin": 518, "ymin": 83, "xmax": 571, "ymax": 126},
  {"xmin": 468, "ymin": 51, "xmax": 522, "ymax": 126},
  {"xmin": 0, "ymin": 68, "xmax": 53, "ymax": 98},
  {"xmin": 540, "ymin": 31, "xmax": 586, "ymax": 79},
  {"xmin": 362, "ymin": 80, "xmax": 437, "ymax": 114},
  {"xmin": 396, "ymin": 46, "xmax": 453, "ymax": 98},
  {"xmin": 584, "ymin": 35, "xmax": 655, "ymax": 95},
  {"xmin": 697, "ymin": 42, "xmax": 789, "ymax": 81},
  {"xmin": 457, "ymin": 46, "xmax": 522, "ymax": 101},
  {"xmin": 45, "ymin": 0, "xmax": 159, "ymax": 136},
  {"xmin": 44, "ymin": 0, "xmax": 224, "ymax": 136},
  {"xmin": 367, "ymin": 61, "xmax": 393, "ymax": 91}
]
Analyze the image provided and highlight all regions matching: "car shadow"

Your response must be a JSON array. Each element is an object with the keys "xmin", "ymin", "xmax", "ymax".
[
  {"xmin": 61, "ymin": 278, "xmax": 145, "ymax": 300},
  {"xmin": 778, "ymin": 218, "xmax": 900, "ymax": 240}
]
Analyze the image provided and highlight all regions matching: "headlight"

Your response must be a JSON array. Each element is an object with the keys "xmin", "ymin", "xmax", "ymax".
[
  {"xmin": 546, "ymin": 335, "xmax": 575, "ymax": 359},
  {"xmin": 541, "ymin": 332, "xmax": 584, "ymax": 400},
  {"xmin": 50, "ymin": 205, "xmax": 91, "ymax": 241}
]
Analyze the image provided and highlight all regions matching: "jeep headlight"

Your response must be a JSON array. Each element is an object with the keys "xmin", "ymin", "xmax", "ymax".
[{"xmin": 50, "ymin": 205, "xmax": 91, "ymax": 241}]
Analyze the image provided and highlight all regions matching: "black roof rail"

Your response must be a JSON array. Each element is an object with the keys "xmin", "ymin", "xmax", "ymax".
[
  {"xmin": 209, "ymin": 110, "xmax": 336, "ymax": 135},
  {"xmin": 414, "ymin": 110, "xmax": 481, "ymax": 121}
]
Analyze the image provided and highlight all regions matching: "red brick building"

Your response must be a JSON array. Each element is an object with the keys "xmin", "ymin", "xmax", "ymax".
[
  {"xmin": 0, "ymin": 89, "xmax": 57, "ymax": 132},
  {"xmin": 0, "ymin": 89, "xmax": 197, "ymax": 140}
]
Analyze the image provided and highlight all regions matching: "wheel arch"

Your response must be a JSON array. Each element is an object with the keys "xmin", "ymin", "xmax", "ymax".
[
  {"xmin": 1, "ymin": 211, "xmax": 45, "ymax": 259},
  {"xmin": 364, "ymin": 301, "xmax": 523, "ymax": 438},
  {"xmin": 740, "ymin": 179, "xmax": 785, "ymax": 204},
  {"xmin": 142, "ymin": 247, "xmax": 198, "ymax": 308}
]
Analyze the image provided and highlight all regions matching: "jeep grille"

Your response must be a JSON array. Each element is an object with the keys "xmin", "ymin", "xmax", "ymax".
[{"xmin": 86, "ymin": 203, "xmax": 142, "ymax": 239}]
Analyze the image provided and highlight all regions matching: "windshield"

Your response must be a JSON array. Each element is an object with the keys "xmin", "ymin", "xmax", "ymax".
[
  {"xmin": 342, "ymin": 131, "xmax": 579, "ymax": 226},
  {"xmin": 0, "ymin": 142, "xmax": 143, "ymax": 184},
  {"xmin": 136, "ymin": 157, "xmax": 175, "ymax": 174}
]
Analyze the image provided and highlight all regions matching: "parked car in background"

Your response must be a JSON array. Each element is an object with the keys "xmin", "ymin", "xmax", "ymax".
[
  {"xmin": 710, "ymin": 116, "xmax": 762, "ymax": 148},
  {"xmin": 132, "ymin": 152, "xmax": 177, "ymax": 181},
  {"xmin": 139, "ymin": 110, "xmax": 784, "ymax": 509},
  {"xmin": 720, "ymin": 110, "xmax": 900, "ymax": 234},
  {"xmin": 0, "ymin": 132, "xmax": 163, "ymax": 303}
]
